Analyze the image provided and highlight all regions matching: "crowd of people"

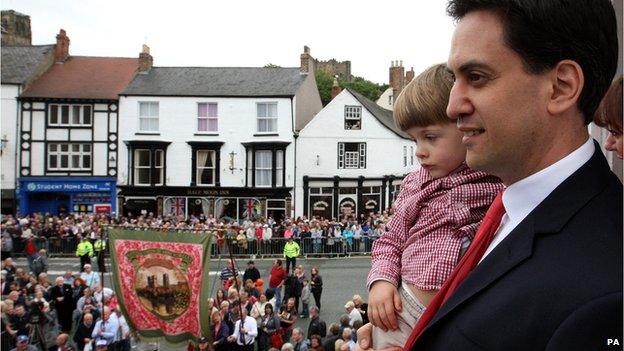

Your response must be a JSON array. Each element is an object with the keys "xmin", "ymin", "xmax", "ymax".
[
  {"xmin": 1, "ymin": 211, "xmax": 393, "ymax": 258},
  {"xmin": 1, "ymin": 257, "xmax": 128, "ymax": 351},
  {"xmin": 203, "ymin": 258, "xmax": 370, "ymax": 351},
  {"xmin": 0, "ymin": 249, "xmax": 369, "ymax": 351}
]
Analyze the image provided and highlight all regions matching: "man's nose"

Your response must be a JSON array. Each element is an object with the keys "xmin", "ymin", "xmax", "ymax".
[{"xmin": 447, "ymin": 82, "xmax": 474, "ymax": 122}]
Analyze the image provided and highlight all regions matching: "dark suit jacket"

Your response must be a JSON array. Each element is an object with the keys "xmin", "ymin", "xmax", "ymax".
[{"xmin": 412, "ymin": 144, "xmax": 623, "ymax": 351}]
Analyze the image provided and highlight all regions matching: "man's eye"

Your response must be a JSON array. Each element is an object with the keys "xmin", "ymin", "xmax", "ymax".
[
  {"xmin": 425, "ymin": 135, "xmax": 437, "ymax": 141},
  {"xmin": 468, "ymin": 73, "xmax": 485, "ymax": 83}
]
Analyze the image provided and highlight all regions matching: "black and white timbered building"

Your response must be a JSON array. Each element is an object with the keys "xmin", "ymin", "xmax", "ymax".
[{"xmin": 16, "ymin": 30, "xmax": 138, "ymax": 215}]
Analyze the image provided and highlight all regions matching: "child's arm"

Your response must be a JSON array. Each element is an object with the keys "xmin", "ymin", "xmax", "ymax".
[
  {"xmin": 366, "ymin": 172, "xmax": 421, "ymax": 332},
  {"xmin": 368, "ymin": 280, "xmax": 402, "ymax": 332}
]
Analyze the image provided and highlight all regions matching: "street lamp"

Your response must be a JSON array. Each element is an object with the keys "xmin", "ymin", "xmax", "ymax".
[{"xmin": 229, "ymin": 151, "xmax": 236, "ymax": 174}]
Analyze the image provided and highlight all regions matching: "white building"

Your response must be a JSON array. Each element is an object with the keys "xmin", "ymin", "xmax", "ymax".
[
  {"xmin": 0, "ymin": 44, "xmax": 54, "ymax": 214},
  {"xmin": 295, "ymin": 88, "xmax": 417, "ymax": 219},
  {"xmin": 116, "ymin": 47, "xmax": 322, "ymax": 222},
  {"xmin": 376, "ymin": 87, "xmax": 394, "ymax": 110}
]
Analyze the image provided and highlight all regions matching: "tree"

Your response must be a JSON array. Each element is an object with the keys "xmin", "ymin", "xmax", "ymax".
[
  {"xmin": 264, "ymin": 63, "xmax": 281, "ymax": 68},
  {"xmin": 342, "ymin": 77, "xmax": 388, "ymax": 103},
  {"xmin": 315, "ymin": 70, "xmax": 335, "ymax": 106},
  {"xmin": 315, "ymin": 70, "xmax": 388, "ymax": 106}
]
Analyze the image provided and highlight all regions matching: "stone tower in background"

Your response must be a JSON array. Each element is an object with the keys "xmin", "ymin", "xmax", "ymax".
[
  {"xmin": 1, "ymin": 10, "xmax": 31, "ymax": 46},
  {"xmin": 315, "ymin": 57, "xmax": 352, "ymax": 81},
  {"xmin": 299, "ymin": 45, "xmax": 352, "ymax": 81}
]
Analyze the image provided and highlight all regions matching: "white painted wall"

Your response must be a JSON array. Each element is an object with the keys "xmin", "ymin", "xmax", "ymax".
[
  {"xmin": 31, "ymin": 143, "xmax": 44, "ymax": 175},
  {"xmin": 376, "ymin": 87, "xmax": 394, "ymax": 110},
  {"xmin": 1, "ymin": 84, "xmax": 19, "ymax": 190},
  {"xmin": 117, "ymin": 96, "xmax": 296, "ymax": 188},
  {"xmin": 295, "ymin": 89, "xmax": 418, "ymax": 216}
]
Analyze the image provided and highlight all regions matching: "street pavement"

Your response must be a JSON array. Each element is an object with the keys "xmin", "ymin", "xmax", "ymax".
[{"xmin": 13, "ymin": 255, "xmax": 373, "ymax": 350}]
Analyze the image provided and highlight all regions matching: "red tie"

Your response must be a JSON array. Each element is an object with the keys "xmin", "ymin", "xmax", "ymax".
[{"xmin": 403, "ymin": 192, "xmax": 506, "ymax": 350}]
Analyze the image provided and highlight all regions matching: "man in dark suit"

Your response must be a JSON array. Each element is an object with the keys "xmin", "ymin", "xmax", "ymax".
[{"xmin": 357, "ymin": 1, "xmax": 622, "ymax": 350}]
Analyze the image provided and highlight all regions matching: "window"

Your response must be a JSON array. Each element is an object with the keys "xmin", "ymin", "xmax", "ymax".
[
  {"xmin": 410, "ymin": 146, "xmax": 414, "ymax": 165},
  {"xmin": 244, "ymin": 143, "xmax": 287, "ymax": 188},
  {"xmin": 198, "ymin": 103, "xmax": 218, "ymax": 132},
  {"xmin": 338, "ymin": 142, "xmax": 366, "ymax": 169},
  {"xmin": 139, "ymin": 102, "xmax": 159, "ymax": 132},
  {"xmin": 255, "ymin": 150, "xmax": 272, "ymax": 187},
  {"xmin": 154, "ymin": 150, "xmax": 164, "ymax": 185},
  {"xmin": 275, "ymin": 150, "xmax": 284, "ymax": 187},
  {"xmin": 49, "ymin": 104, "xmax": 92, "ymax": 126},
  {"xmin": 197, "ymin": 150, "xmax": 216, "ymax": 185},
  {"xmin": 403, "ymin": 146, "xmax": 407, "ymax": 167},
  {"xmin": 344, "ymin": 105, "xmax": 362, "ymax": 130},
  {"xmin": 257, "ymin": 102, "xmax": 277, "ymax": 133},
  {"xmin": 48, "ymin": 143, "xmax": 91, "ymax": 171},
  {"xmin": 134, "ymin": 149, "xmax": 151, "ymax": 185},
  {"xmin": 133, "ymin": 149, "xmax": 164, "ymax": 186}
]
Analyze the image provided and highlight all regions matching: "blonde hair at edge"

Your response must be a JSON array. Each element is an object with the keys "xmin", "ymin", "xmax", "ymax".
[{"xmin": 393, "ymin": 63, "xmax": 454, "ymax": 131}]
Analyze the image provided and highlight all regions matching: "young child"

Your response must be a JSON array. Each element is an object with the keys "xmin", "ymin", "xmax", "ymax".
[{"xmin": 367, "ymin": 63, "xmax": 504, "ymax": 348}]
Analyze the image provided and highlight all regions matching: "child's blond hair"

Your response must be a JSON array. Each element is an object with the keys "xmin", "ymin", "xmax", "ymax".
[{"xmin": 393, "ymin": 63, "xmax": 454, "ymax": 131}]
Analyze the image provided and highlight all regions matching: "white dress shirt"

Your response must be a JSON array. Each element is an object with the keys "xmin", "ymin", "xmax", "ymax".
[
  {"xmin": 232, "ymin": 315, "xmax": 258, "ymax": 345},
  {"xmin": 480, "ymin": 138, "xmax": 595, "ymax": 262}
]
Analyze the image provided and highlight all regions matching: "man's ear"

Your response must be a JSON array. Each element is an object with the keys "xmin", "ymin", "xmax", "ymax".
[{"xmin": 547, "ymin": 60, "xmax": 584, "ymax": 115}]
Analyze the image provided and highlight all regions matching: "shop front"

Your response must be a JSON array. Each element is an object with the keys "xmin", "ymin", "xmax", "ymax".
[
  {"xmin": 18, "ymin": 177, "xmax": 116, "ymax": 216},
  {"xmin": 118, "ymin": 185, "xmax": 291, "ymax": 223},
  {"xmin": 302, "ymin": 175, "xmax": 405, "ymax": 220}
]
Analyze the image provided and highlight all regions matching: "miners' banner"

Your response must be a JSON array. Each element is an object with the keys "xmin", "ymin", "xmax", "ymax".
[{"xmin": 108, "ymin": 229, "xmax": 212, "ymax": 343}]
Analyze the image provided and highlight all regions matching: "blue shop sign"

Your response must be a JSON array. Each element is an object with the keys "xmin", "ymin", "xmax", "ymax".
[{"xmin": 22, "ymin": 180, "xmax": 114, "ymax": 192}]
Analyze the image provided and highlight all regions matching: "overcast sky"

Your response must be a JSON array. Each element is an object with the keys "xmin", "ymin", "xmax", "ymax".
[{"xmin": 2, "ymin": 0, "xmax": 456, "ymax": 84}]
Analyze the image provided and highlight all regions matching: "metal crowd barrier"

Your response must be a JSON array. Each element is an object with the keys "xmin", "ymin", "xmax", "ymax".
[
  {"xmin": 9, "ymin": 231, "xmax": 381, "ymax": 258},
  {"xmin": 208, "ymin": 236, "xmax": 379, "ymax": 258}
]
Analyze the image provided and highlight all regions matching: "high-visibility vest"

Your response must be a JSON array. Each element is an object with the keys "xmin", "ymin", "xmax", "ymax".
[
  {"xmin": 76, "ymin": 241, "xmax": 94, "ymax": 257},
  {"xmin": 283, "ymin": 241, "xmax": 300, "ymax": 258},
  {"xmin": 94, "ymin": 239, "xmax": 105, "ymax": 252}
]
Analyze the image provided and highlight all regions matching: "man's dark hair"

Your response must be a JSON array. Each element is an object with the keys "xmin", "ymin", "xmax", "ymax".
[{"xmin": 447, "ymin": 0, "xmax": 618, "ymax": 124}]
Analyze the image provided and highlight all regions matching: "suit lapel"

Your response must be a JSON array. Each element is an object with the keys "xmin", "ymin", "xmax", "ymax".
[
  {"xmin": 428, "ymin": 214, "xmax": 535, "ymax": 326},
  {"xmin": 424, "ymin": 142, "xmax": 614, "ymax": 331}
]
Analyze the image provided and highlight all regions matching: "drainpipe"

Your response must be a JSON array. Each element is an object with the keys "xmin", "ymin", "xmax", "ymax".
[
  {"xmin": 14, "ymin": 86, "xmax": 21, "ymax": 215},
  {"xmin": 291, "ymin": 96, "xmax": 297, "ymax": 218}
]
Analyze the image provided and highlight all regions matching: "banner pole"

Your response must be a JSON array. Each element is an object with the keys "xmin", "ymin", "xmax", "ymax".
[{"xmin": 226, "ymin": 233, "xmax": 245, "ymax": 325}]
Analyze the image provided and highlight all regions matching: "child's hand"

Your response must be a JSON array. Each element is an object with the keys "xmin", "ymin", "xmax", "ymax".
[{"xmin": 368, "ymin": 280, "xmax": 402, "ymax": 332}]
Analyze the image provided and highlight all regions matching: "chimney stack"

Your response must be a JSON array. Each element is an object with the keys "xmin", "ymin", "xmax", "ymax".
[
  {"xmin": 389, "ymin": 60, "xmax": 405, "ymax": 102},
  {"xmin": 405, "ymin": 67, "xmax": 415, "ymax": 85},
  {"xmin": 300, "ymin": 45, "xmax": 314, "ymax": 74},
  {"xmin": 54, "ymin": 29, "xmax": 70, "ymax": 63},
  {"xmin": 138, "ymin": 44, "xmax": 153, "ymax": 73},
  {"xmin": 331, "ymin": 77, "xmax": 342, "ymax": 100}
]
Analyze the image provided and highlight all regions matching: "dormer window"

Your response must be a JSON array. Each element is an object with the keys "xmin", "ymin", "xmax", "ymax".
[{"xmin": 344, "ymin": 105, "xmax": 361, "ymax": 130}]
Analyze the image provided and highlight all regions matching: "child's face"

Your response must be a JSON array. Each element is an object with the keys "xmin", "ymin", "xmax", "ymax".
[{"xmin": 406, "ymin": 123, "xmax": 466, "ymax": 179}]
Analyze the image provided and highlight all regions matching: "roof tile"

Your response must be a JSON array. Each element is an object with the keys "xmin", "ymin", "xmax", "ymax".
[
  {"xmin": 122, "ymin": 67, "xmax": 307, "ymax": 97},
  {"xmin": 21, "ymin": 56, "xmax": 138, "ymax": 100}
]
